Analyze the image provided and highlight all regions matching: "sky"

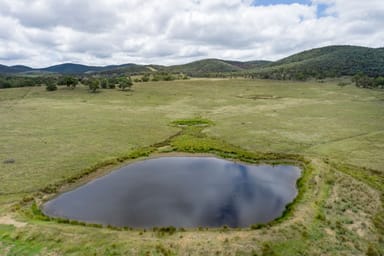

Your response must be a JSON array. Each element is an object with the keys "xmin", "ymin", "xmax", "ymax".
[{"xmin": 0, "ymin": 0, "xmax": 383, "ymax": 67}]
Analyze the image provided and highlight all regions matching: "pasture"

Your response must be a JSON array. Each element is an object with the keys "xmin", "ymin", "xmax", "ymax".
[{"xmin": 0, "ymin": 79, "xmax": 383, "ymax": 255}]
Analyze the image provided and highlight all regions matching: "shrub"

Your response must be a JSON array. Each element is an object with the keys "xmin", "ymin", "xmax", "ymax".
[
  {"xmin": 156, "ymin": 226, "xmax": 176, "ymax": 236},
  {"xmin": 142, "ymin": 74, "xmax": 150, "ymax": 82},
  {"xmin": 170, "ymin": 118, "xmax": 213, "ymax": 127},
  {"xmin": 250, "ymin": 224, "xmax": 265, "ymax": 230},
  {"xmin": 100, "ymin": 79, "xmax": 108, "ymax": 89},
  {"xmin": 366, "ymin": 244, "xmax": 380, "ymax": 256},
  {"xmin": 88, "ymin": 79, "xmax": 100, "ymax": 93},
  {"xmin": 45, "ymin": 81, "xmax": 57, "ymax": 91}
]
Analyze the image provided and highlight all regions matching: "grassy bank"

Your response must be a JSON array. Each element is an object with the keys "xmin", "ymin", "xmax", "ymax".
[{"xmin": 1, "ymin": 79, "xmax": 383, "ymax": 255}]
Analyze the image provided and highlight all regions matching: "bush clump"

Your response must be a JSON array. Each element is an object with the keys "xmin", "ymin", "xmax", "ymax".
[{"xmin": 171, "ymin": 118, "xmax": 213, "ymax": 127}]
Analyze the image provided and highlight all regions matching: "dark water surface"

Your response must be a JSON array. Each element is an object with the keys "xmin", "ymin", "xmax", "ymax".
[{"xmin": 43, "ymin": 157, "xmax": 301, "ymax": 228}]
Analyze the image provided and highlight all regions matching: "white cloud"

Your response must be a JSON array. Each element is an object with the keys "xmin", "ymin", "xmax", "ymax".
[{"xmin": 0, "ymin": 0, "xmax": 383, "ymax": 67}]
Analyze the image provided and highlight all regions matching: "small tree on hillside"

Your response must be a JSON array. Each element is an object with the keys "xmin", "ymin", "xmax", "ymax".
[
  {"xmin": 45, "ymin": 80, "xmax": 57, "ymax": 91},
  {"xmin": 88, "ymin": 79, "xmax": 100, "ymax": 93},
  {"xmin": 108, "ymin": 77, "xmax": 118, "ymax": 89},
  {"xmin": 118, "ymin": 76, "xmax": 133, "ymax": 91},
  {"xmin": 100, "ymin": 78, "xmax": 109, "ymax": 89},
  {"xmin": 142, "ymin": 73, "xmax": 150, "ymax": 82},
  {"xmin": 58, "ymin": 76, "xmax": 78, "ymax": 89},
  {"xmin": 66, "ymin": 76, "xmax": 78, "ymax": 89},
  {"xmin": 374, "ymin": 76, "xmax": 384, "ymax": 88},
  {"xmin": 352, "ymin": 72, "xmax": 373, "ymax": 88}
]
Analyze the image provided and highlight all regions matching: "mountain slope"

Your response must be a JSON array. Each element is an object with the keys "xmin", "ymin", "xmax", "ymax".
[
  {"xmin": 9, "ymin": 65, "xmax": 34, "ymax": 73},
  {"xmin": 1, "ymin": 45, "xmax": 383, "ymax": 78},
  {"xmin": 222, "ymin": 60, "xmax": 271, "ymax": 70},
  {"xmin": 253, "ymin": 45, "xmax": 384, "ymax": 79},
  {"xmin": 0, "ymin": 64, "xmax": 33, "ymax": 74},
  {"xmin": 97, "ymin": 64, "xmax": 153, "ymax": 75},
  {"xmin": 166, "ymin": 59, "xmax": 244, "ymax": 75},
  {"xmin": 0, "ymin": 63, "xmax": 151, "ymax": 75},
  {"xmin": 41, "ymin": 63, "xmax": 103, "ymax": 74}
]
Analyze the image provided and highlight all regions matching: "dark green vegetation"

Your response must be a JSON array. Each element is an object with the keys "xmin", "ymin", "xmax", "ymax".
[
  {"xmin": 166, "ymin": 46, "xmax": 384, "ymax": 80},
  {"xmin": 353, "ymin": 72, "xmax": 384, "ymax": 89},
  {"xmin": 251, "ymin": 45, "xmax": 384, "ymax": 80},
  {"xmin": 170, "ymin": 117, "xmax": 213, "ymax": 127},
  {"xmin": 0, "ymin": 73, "xmax": 187, "ymax": 90},
  {"xmin": 0, "ymin": 75, "xmax": 50, "ymax": 89},
  {"xmin": 0, "ymin": 79, "xmax": 383, "ymax": 255}
]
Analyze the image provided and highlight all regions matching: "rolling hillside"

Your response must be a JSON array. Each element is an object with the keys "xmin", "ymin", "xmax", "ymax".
[
  {"xmin": 41, "ymin": 63, "xmax": 103, "ymax": 74},
  {"xmin": 252, "ymin": 45, "xmax": 384, "ymax": 79},
  {"xmin": 0, "ymin": 64, "xmax": 33, "ymax": 74},
  {"xmin": 40, "ymin": 63, "xmax": 150, "ymax": 74},
  {"xmin": 163, "ymin": 59, "xmax": 271, "ymax": 76},
  {"xmin": 0, "ymin": 63, "xmax": 151, "ymax": 75},
  {"xmin": 1, "ymin": 45, "xmax": 383, "ymax": 79}
]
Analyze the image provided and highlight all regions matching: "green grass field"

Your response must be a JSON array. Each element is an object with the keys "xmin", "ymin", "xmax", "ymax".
[{"xmin": 0, "ymin": 79, "xmax": 383, "ymax": 255}]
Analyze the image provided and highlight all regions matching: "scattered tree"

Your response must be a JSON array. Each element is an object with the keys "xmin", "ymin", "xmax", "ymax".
[
  {"xmin": 100, "ymin": 78, "xmax": 109, "ymax": 89},
  {"xmin": 59, "ymin": 76, "xmax": 78, "ymax": 89},
  {"xmin": 141, "ymin": 73, "xmax": 150, "ymax": 82},
  {"xmin": 353, "ymin": 72, "xmax": 374, "ymax": 88},
  {"xmin": 88, "ymin": 79, "xmax": 100, "ymax": 93},
  {"xmin": 374, "ymin": 76, "xmax": 384, "ymax": 88},
  {"xmin": 45, "ymin": 80, "xmax": 57, "ymax": 91},
  {"xmin": 0, "ymin": 79, "xmax": 12, "ymax": 89},
  {"xmin": 108, "ymin": 82, "xmax": 116, "ymax": 89},
  {"xmin": 118, "ymin": 76, "xmax": 133, "ymax": 91},
  {"xmin": 107, "ymin": 77, "xmax": 118, "ymax": 88},
  {"xmin": 67, "ymin": 76, "xmax": 78, "ymax": 89},
  {"xmin": 351, "ymin": 72, "xmax": 384, "ymax": 89}
]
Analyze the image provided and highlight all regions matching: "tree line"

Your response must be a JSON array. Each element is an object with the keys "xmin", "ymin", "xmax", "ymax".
[
  {"xmin": 0, "ymin": 72, "xmax": 188, "ymax": 91},
  {"xmin": 0, "ymin": 75, "xmax": 46, "ymax": 89},
  {"xmin": 352, "ymin": 72, "xmax": 384, "ymax": 89},
  {"xmin": 2, "ymin": 71, "xmax": 383, "ymax": 91},
  {"xmin": 45, "ymin": 76, "xmax": 134, "ymax": 92}
]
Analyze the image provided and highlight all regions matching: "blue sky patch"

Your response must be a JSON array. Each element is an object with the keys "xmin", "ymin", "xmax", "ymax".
[
  {"xmin": 316, "ymin": 3, "xmax": 329, "ymax": 17},
  {"xmin": 252, "ymin": 0, "xmax": 330, "ymax": 18},
  {"xmin": 252, "ymin": 0, "xmax": 311, "ymax": 6}
]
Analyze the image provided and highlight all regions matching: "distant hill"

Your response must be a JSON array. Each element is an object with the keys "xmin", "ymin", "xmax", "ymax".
[
  {"xmin": 0, "ymin": 64, "xmax": 12, "ymax": 73},
  {"xmin": 41, "ymin": 63, "xmax": 102, "ymax": 74},
  {"xmin": 165, "ymin": 59, "xmax": 242, "ymax": 75},
  {"xmin": 0, "ymin": 63, "xmax": 151, "ymax": 75},
  {"xmin": 40, "ymin": 63, "xmax": 150, "ymax": 74},
  {"xmin": 0, "ymin": 64, "xmax": 33, "ymax": 74},
  {"xmin": 1, "ymin": 45, "xmax": 383, "ymax": 79},
  {"xmin": 164, "ymin": 59, "xmax": 271, "ymax": 76},
  {"xmin": 0, "ymin": 59, "xmax": 272, "ymax": 76},
  {"xmin": 96, "ymin": 64, "xmax": 154, "ymax": 75},
  {"xmin": 251, "ymin": 45, "xmax": 384, "ymax": 79},
  {"xmin": 9, "ymin": 65, "xmax": 34, "ymax": 73},
  {"xmin": 221, "ymin": 60, "xmax": 272, "ymax": 70}
]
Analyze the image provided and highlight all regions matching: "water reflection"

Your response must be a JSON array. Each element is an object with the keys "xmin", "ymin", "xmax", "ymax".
[{"xmin": 43, "ymin": 157, "xmax": 301, "ymax": 228}]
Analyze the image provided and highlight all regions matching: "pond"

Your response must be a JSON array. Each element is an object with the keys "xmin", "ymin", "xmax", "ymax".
[{"xmin": 43, "ymin": 156, "xmax": 301, "ymax": 228}]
